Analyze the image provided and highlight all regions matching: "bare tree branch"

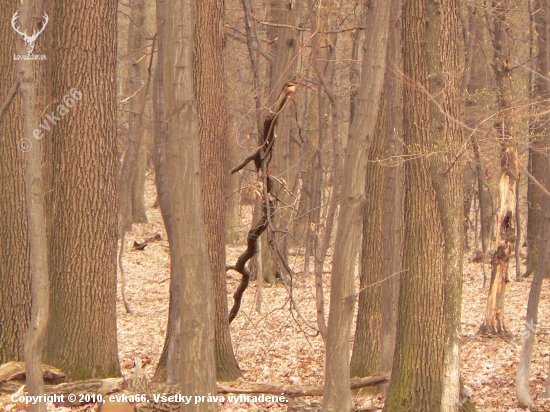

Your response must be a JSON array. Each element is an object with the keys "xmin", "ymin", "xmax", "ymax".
[{"xmin": 0, "ymin": 73, "xmax": 22, "ymax": 123}]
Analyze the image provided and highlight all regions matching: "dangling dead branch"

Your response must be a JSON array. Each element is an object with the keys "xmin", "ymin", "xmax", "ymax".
[{"xmin": 227, "ymin": 82, "xmax": 296, "ymax": 324}]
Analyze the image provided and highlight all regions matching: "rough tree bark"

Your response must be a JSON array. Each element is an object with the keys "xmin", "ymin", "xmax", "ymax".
[
  {"xmin": 43, "ymin": 0, "xmax": 121, "ymax": 380},
  {"xmin": 322, "ymin": 1, "xmax": 391, "ymax": 411},
  {"xmin": 424, "ymin": 0, "xmax": 465, "ymax": 408},
  {"xmin": 384, "ymin": 0, "xmax": 465, "ymax": 409},
  {"xmin": 349, "ymin": 91, "xmax": 386, "ymax": 382},
  {"xmin": 0, "ymin": 1, "xmax": 30, "ymax": 365},
  {"xmin": 480, "ymin": 0, "xmax": 519, "ymax": 336},
  {"xmin": 349, "ymin": 0, "xmax": 404, "ymax": 387},
  {"xmin": 380, "ymin": 0, "xmax": 404, "ymax": 390},
  {"xmin": 194, "ymin": 0, "xmax": 242, "ymax": 382},
  {"xmin": 162, "ymin": 0, "xmax": 217, "ymax": 407}
]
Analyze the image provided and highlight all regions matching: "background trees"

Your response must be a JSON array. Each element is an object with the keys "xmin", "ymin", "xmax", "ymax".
[{"xmin": 3, "ymin": 0, "xmax": 550, "ymax": 411}]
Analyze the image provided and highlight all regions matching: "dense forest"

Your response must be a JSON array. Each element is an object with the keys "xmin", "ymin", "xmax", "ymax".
[{"xmin": 1, "ymin": 0, "xmax": 550, "ymax": 411}]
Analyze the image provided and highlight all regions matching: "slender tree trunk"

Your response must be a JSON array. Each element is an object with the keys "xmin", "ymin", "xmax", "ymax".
[
  {"xmin": 525, "ymin": 0, "xmax": 549, "ymax": 279},
  {"xmin": 118, "ymin": 0, "xmax": 150, "ymax": 233},
  {"xmin": 309, "ymin": 0, "xmax": 339, "ymax": 341},
  {"xmin": 480, "ymin": 0, "xmax": 519, "ymax": 336},
  {"xmin": 516, "ymin": 196, "xmax": 550, "ymax": 409},
  {"xmin": 44, "ymin": 0, "xmax": 120, "ymax": 380},
  {"xmin": 461, "ymin": 5, "xmax": 491, "ymax": 268},
  {"xmin": 194, "ymin": 0, "xmax": 242, "ymax": 382},
  {"xmin": 261, "ymin": 0, "xmax": 301, "ymax": 284},
  {"xmin": 516, "ymin": 1, "xmax": 550, "ymax": 408},
  {"xmin": 131, "ymin": 119, "xmax": 149, "ymax": 224},
  {"xmin": 349, "ymin": 91, "xmax": 386, "ymax": 382},
  {"xmin": 380, "ymin": 0, "xmax": 404, "ymax": 390},
  {"xmin": 225, "ymin": 118, "xmax": 241, "ymax": 244},
  {"xmin": 17, "ymin": 1, "xmax": 50, "ymax": 411},
  {"xmin": 0, "ymin": 1, "xmax": 30, "ymax": 365},
  {"xmin": 128, "ymin": 0, "xmax": 152, "ymax": 226},
  {"xmin": 151, "ymin": 0, "xmax": 173, "ymax": 383},
  {"xmin": 322, "ymin": 2, "xmax": 391, "ymax": 410}
]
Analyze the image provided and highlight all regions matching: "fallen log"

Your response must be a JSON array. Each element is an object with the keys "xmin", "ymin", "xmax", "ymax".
[
  {"xmin": 0, "ymin": 361, "xmax": 388, "ymax": 400},
  {"xmin": 217, "ymin": 372, "xmax": 389, "ymax": 397}
]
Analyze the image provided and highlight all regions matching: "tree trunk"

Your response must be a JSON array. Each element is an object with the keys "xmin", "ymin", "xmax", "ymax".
[
  {"xmin": 480, "ymin": 0, "xmax": 519, "ymax": 336},
  {"xmin": 516, "ymin": 199, "xmax": 550, "ymax": 409},
  {"xmin": 194, "ymin": 0, "xmax": 243, "ymax": 382},
  {"xmin": 384, "ymin": 0, "xmax": 445, "ymax": 407},
  {"xmin": 225, "ymin": 118, "xmax": 241, "ymax": 244},
  {"xmin": 525, "ymin": 0, "xmax": 549, "ymax": 279},
  {"xmin": 516, "ymin": 1, "xmax": 550, "ymax": 408},
  {"xmin": 131, "ymin": 128, "xmax": 149, "ymax": 224},
  {"xmin": 162, "ymin": 0, "xmax": 217, "ymax": 406},
  {"xmin": 349, "ymin": 91, "xmax": 386, "ymax": 382},
  {"xmin": 380, "ymin": 0, "xmax": 404, "ymax": 391},
  {"xmin": 0, "ymin": 1, "xmax": 30, "ymax": 365},
  {"xmin": 461, "ymin": 5, "xmax": 491, "ymax": 267},
  {"xmin": 44, "ymin": 0, "xmax": 121, "ymax": 380},
  {"xmin": 261, "ymin": 0, "xmax": 301, "ymax": 284},
  {"xmin": 16, "ymin": 1, "xmax": 50, "ymax": 410},
  {"xmin": 118, "ymin": 0, "xmax": 150, "ymax": 234},
  {"xmin": 384, "ymin": 0, "xmax": 464, "ymax": 409},
  {"xmin": 322, "ymin": 1, "xmax": 391, "ymax": 410},
  {"xmin": 151, "ymin": 0, "xmax": 173, "ymax": 383},
  {"xmin": 424, "ymin": 0, "xmax": 465, "ymax": 408}
]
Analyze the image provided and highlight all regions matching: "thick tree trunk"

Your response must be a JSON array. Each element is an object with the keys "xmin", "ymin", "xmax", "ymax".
[
  {"xmin": 44, "ymin": 0, "xmax": 121, "ymax": 380},
  {"xmin": 424, "ymin": 0, "xmax": 465, "ymax": 408},
  {"xmin": 194, "ymin": 0, "xmax": 242, "ymax": 382},
  {"xmin": 384, "ymin": 1, "xmax": 445, "ymax": 408},
  {"xmin": 322, "ymin": 2, "xmax": 391, "ymax": 411},
  {"xmin": 0, "ymin": 1, "xmax": 30, "ymax": 365},
  {"xmin": 384, "ymin": 0, "xmax": 464, "ymax": 409},
  {"xmin": 480, "ymin": 0, "xmax": 519, "ymax": 336},
  {"xmin": 162, "ymin": 0, "xmax": 217, "ymax": 407}
]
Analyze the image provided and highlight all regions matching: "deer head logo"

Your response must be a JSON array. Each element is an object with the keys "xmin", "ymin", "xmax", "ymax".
[{"xmin": 11, "ymin": 11, "xmax": 49, "ymax": 54}]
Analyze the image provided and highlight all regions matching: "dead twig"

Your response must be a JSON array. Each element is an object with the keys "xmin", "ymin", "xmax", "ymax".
[{"xmin": 0, "ymin": 73, "xmax": 22, "ymax": 123}]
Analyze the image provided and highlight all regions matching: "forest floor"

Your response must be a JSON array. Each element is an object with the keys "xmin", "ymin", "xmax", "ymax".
[{"xmin": 3, "ymin": 176, "xmax": 550, "ymax": 411}]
